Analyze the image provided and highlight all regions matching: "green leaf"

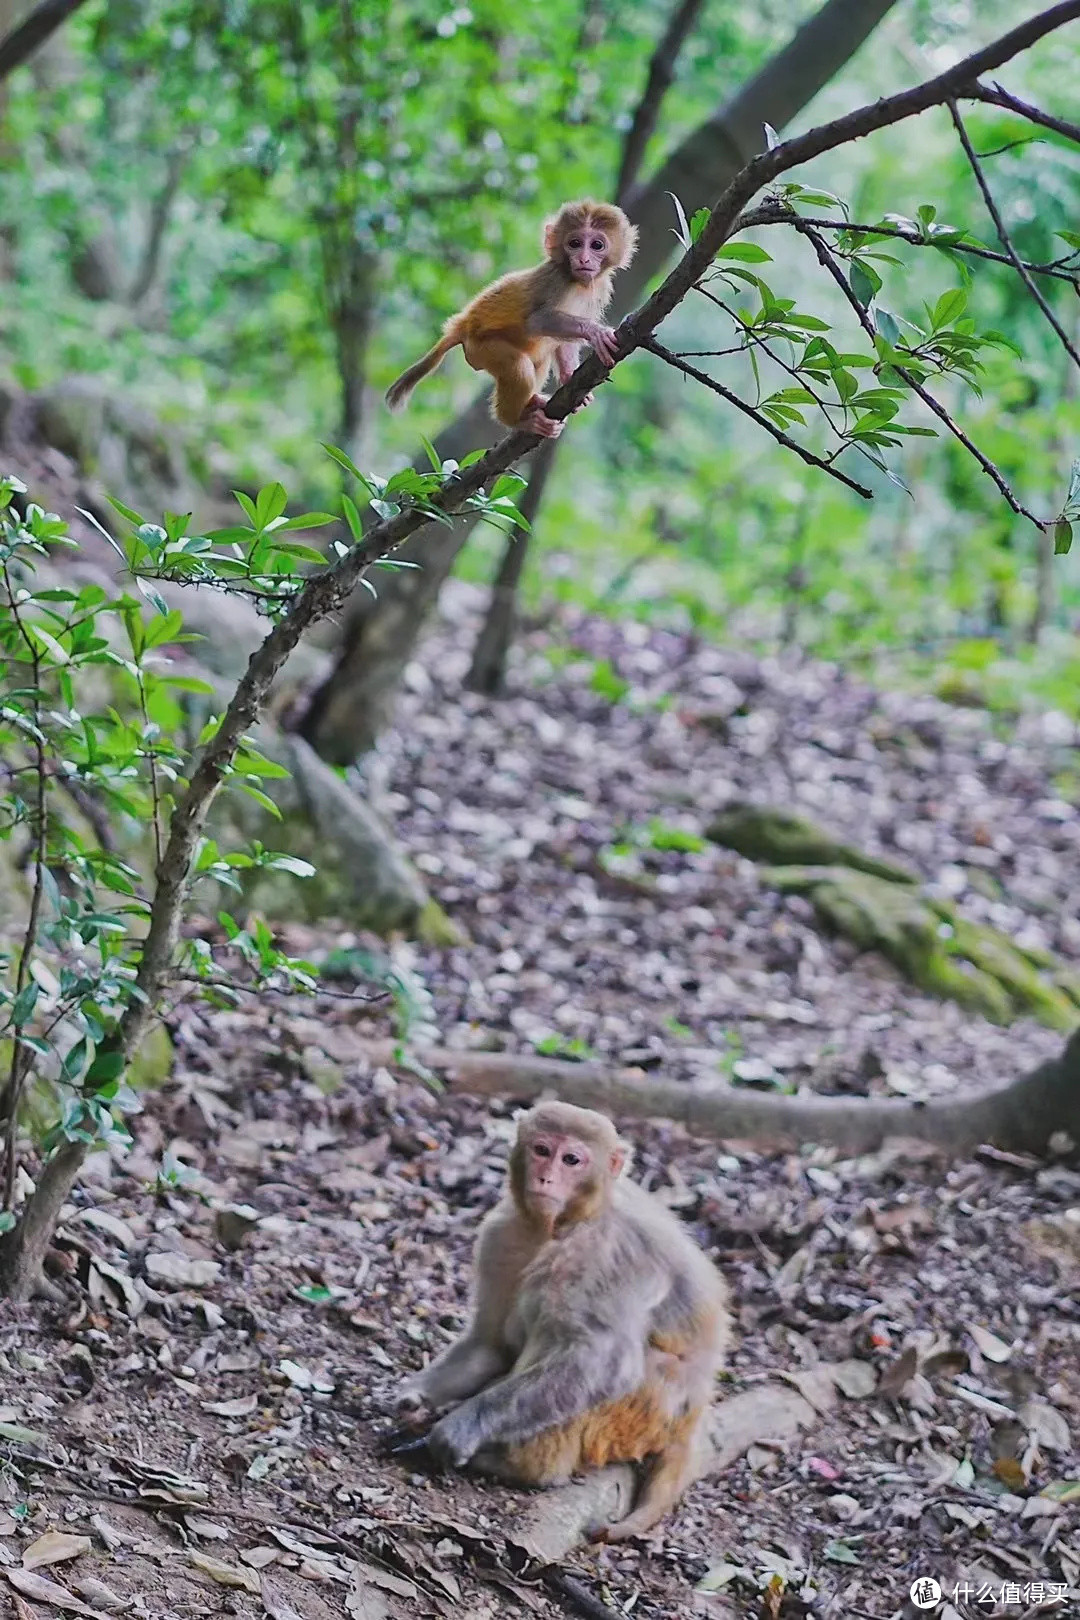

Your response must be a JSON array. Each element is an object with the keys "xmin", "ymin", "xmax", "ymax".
[
  {"xmin": 849, "ymin": 261, "xmax": 881, "ymax": 307},
  {"xmin": 341, "ymin": 495, "xmax": 364, "ymax": 542},
  {"xmin": 235, "ymin": 781, "xmax": 283, "ymax": 818},
  {"xmin": 11, "ymin": 981, "xmax": 39, "ymax": 1027},
  {"xmin": 162, "ymin": 674, "xmax": 216, "ymax": 695},
  {"xmin": 1054, "ymin": 519, "xmax": 1073, "ymax": 555},
  {"xmin": 717, "ymin": 241, "xmax": 772, "ymax": 263},
  {"xmin": 875, "ymin": 307, "xmax": 901, "ymax": 346},
  {"xmin": 419, "ymin": 437, "xmax": 442, "ymax": 473},
  {"xmin": 931, "ymin": 287, "xmax": 968, "ymax": 329},
  {"xmin": 232, "ymin": 490, "xmax": 258, "ymax": 526},
  {"xmin": 85, "ymin": 1049, "xmax": 124, "ymax": 1084},
  {"xmin": 689, "ymin": 207, "xmax": 711, "ymax": 243},
  {"xmin": 491, "ymin": 473, "xmax": 527, "ymax": 500},
  {"xmin": 27, "ymin": 623, "xmax": 69, "ymax": 664}
]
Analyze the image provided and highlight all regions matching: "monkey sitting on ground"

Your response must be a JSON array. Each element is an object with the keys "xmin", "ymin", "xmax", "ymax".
[
  {"xmin": 393, "ymin": 1100, "xmax": 730, "ymax": 1541},
  {"xmin": 385, "ymin": 199, "xmax": 638, "ymax": 440}
]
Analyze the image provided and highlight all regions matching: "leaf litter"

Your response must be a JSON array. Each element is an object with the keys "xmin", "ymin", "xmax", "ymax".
[{"xmin": 0, "ymin": 588, "xmax": 1079, "ymax": 1615}]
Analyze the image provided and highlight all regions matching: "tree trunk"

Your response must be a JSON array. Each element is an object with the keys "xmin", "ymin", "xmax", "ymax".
[
  {"xmin": 300, "ymin": 0, "xmax": 902, "ymax": 764},
  {"xmin": 333, "ymin": 248, "xmax": 378, "ymax": 458},
  {"xmin": 463, "ymin": 437, "xmax": 558, "ymax": 695},
  {"xmin": 0, "ymin": 1139, "xmax": 83, "ymax": 1299}
]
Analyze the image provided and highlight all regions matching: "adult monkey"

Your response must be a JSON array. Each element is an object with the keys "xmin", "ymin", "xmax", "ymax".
[
  {"xmin": 385, "ymin": 200, "xmax": 638, "ymax": 439},
  {"xmin": 394, "ymin": 1101, "xmax": 730, "ymax": 1540}
]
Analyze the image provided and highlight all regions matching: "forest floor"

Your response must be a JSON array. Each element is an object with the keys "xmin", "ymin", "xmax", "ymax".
[{"xmin": 2, "ymin": 584, "xmax": 1080, "ymax": 1620}]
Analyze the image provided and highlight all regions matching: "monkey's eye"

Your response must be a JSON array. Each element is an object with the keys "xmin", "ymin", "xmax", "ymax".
[
  {"xmin": 562, "ymin": 1152, "xmax": 580, "ymax": 1166},
  {"xmin": 590, "ymin": 238, "xmax": 605, "ymax": 251},
  {"xmin": 567, "ymin": 237, "xmax": 582, "ymax": 249},
  {"xmin": 533, "ymin": 1143, "xmax": 552, "ymax": 1158}
]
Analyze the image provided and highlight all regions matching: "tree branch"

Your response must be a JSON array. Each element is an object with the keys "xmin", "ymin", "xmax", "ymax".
[
  {"xmin": 615, "ymin": 0, "xmax": 706, "ymax": 204},
  {"xmin": 6, "ymin": 0, "xmax": 1080, "ymax": 1296},
  {"xmin": 967, "ymin": 79, "xmax": 1080, "ymax": 147},
  {"xmin": 736, "ymin": 202, "xmax": 1080, "ymax": 284},
  {"xmin": 793, "ymin": 220, "xmax": 1045, "ymax": 527},
  {"xmin": 643, "ymin": 336, "xmax": 872, "ymax": 496},
  {"xmin": 948, "ymin": 99, "xmax": 1080, "ymax": 372},
  {"xmin": 0, "ymin": 0, "xmax": 90, "ymax": 82}
]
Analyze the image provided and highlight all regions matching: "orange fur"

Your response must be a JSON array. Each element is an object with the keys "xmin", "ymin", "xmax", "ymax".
[{"xmin": 384, "ymin": 200, "xmax": 637, "ymax": 430}]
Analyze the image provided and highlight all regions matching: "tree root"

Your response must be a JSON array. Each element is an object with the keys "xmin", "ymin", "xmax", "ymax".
[{"xmin": 369, "ymin": 1031, "xmax": 1080, "ymax": 1158}]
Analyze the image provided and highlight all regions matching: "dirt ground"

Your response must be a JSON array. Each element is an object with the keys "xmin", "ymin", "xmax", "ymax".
[{"xmin": 1, "ymin": 590, "xmax": 1079, "ymax": 1619}]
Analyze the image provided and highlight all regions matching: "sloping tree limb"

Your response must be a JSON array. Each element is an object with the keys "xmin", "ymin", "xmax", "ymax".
[
  {"xmin": 363, "ymin": 1032, "xmax": 1080, "ymax": 1159},
  {"xmin": 0, "ymin": 0, "xmax": 89, "ymax": 81},
  {"xmin": 3, "ymin": 0, "xmax": 1079, "ymax": 1299},
  {"xmin": 301, "ymin": 0, "xmax": 903, "ymax": 762},
  {"xmin": 641, "ymin": 336, "xmax": 874, "ymax": 497},
  {"xmin": 948, "ymin": 99, "xmax": 1080, "ymax": 371},
  {"xmin": 794, "ymin": 220, "xmax": 1044, "ymax": 525}
]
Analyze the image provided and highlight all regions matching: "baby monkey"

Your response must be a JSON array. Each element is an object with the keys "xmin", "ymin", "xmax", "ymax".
[
  {"xmin": 394, "ymin": 1101, "xmax": 730, "ymax": 1541},
  {"xmin": 385, "ymin": 199, "xmax": 638, "ymax": 439}
]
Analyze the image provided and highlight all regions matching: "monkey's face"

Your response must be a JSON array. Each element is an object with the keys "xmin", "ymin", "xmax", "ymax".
[{"xmin": 563, "ymin": 223, "xmax": 611, "ymax": 283}]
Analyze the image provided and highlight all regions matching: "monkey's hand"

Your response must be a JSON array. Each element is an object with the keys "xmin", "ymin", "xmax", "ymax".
[
  {"xmin": 586, "ymin": 324, "xmax": 620, "ymax": 366},
  {"xmin": 426, "ymin": 1405, "xmax": 479, "ymax": 1471}
]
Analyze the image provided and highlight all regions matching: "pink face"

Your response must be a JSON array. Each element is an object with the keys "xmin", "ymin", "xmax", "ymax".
[
  {"xmin": 564, "ymin": 225, "xmax": 609, "ymax": 283},
  {"xmin": 525, "ymin": 1133, "xmax": 595, "ymax": 1206}
]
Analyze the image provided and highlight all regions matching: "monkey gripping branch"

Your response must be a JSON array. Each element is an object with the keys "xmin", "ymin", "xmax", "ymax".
[{"xmin": 2, "ymin": 1, "xmax": 1080, "ymax": 1300}]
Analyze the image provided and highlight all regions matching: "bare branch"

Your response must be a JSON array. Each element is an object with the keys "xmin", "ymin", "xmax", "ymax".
[
  {"xmin": 948, "ymin": 99, "xmax": 1080, "ymax": 372},
  {"xmin": 615, "ymin": 0, "xmax": 706, "ymax": 204},
  {"xmin": 794, "ymin": 221, "xmax": 1045, "ymax": 528},
  {"xmin": 736, "ymin": 202, "xmax": 1080, "ymax": 284},
  {"xmin": 967, "ymin": 79, "xmax": 1080, "ymax": 147},
  {"xmin": 641, "ymin": 336, "xmax": 873, "ymax": 498},
  {"xmin": 0, "ymin": 0, "xmax": 90, "ymax": 82}
]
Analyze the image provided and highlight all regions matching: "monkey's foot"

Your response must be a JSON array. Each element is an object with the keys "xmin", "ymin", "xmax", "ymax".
[
  {"xmin": 518, "ymin": 400, "xmax": 564, "ymax": 439},
  {"xmin": 591, "ymin": 1511, "xmax": 656, "ymax": 1544}
]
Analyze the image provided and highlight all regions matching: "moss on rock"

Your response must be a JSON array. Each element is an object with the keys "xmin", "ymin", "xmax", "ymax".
[
  {"xmin": 708, "ymin": 803, "xmax": 915, "ymax": 884},
  {"xmin": 762, "ymin": 864, "xmax": 1076, "ymax": 1031}
]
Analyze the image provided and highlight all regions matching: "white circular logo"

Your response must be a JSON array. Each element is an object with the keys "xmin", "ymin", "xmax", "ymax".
[{"xmin": 909, "ymin": 1577, "xmax": 942, "ymax": 1610}]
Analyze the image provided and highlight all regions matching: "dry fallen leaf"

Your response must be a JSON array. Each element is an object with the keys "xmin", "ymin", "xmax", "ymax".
[
  {"xmin": 201, "ymin": 1393, "xmax": 259, "ymax": 1418},
  {"xmin": 188, "ymin": 1551, "xmax": 261, "ymax": 1592},
  {"xmin": 22, "ymin": 1531, "xmax": 92, "ymax": 1571},
  {"xmin": 73, "ymin": 1575, "xmax": 131, "ymax": 1613},
  {"xmin": 968, "ymin": 1324, "xmax": 1012, "ymax": 1364},
  {"xmin": 145, "ymin": 1252, "xmax": 222, "ymax": 1289},
  {"xmin": 6, "ymin": 1567, "xmax": 114, "ymax": 1618},
  {"xmin": 261, "ymin": 1580, "xmax": 304, "ymax": 1620}
]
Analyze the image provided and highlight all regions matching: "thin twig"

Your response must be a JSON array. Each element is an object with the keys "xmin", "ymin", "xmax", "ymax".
[
  {"xmin": 793, "ymin": 221, "xmax": 1044, "ymax": 528},
  {"xmin": 735, "ymin": 203, "xmax": 1080, "ymax": 283},
  {"xmin": 641, "ymin": 336, "xmax": 873, "ymax": 497},
  {"xmin": 967, "ymin": 79, "xmax": 1080, "ymax": 147},
  {"xmin": 0, "ymin": 569, "xmax": 49, "ymax": 1204},
  {"xmin": 694, "ymin": 284, "xmax": 850, "ymax": 446},
  {"xmin": 948, "ymin": 99, "xmax": 1080, "ymax": 372}
]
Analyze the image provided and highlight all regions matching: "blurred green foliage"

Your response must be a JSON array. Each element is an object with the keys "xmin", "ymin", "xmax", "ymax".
[{"xmin": 0, "ymin": 0, "xmax": 1079, "ymax": 713}]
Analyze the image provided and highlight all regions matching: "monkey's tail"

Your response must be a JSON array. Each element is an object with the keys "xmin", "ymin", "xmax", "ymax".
[{"xmin": 385, "ymin": 319, "xmax": 463, "ymax": 412}]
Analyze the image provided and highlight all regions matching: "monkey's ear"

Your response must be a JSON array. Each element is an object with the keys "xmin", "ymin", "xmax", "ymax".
[
  {"xmin": 609, "ymin": 1144, "xmax": 628, "ymax": 1179},
  {"xmin": 542, "ymin": 219, "xmax": 562, "ymax": 259}
]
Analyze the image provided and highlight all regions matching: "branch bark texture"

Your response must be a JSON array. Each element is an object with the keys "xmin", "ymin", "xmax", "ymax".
[{"xmin": 0, "ymin": 0, "xmax": 88, "ymax": 81}]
